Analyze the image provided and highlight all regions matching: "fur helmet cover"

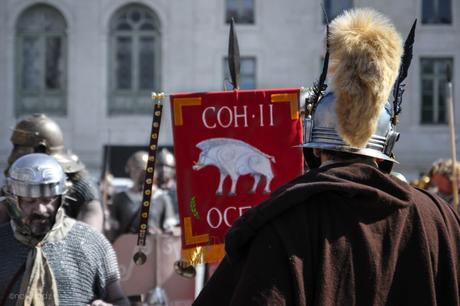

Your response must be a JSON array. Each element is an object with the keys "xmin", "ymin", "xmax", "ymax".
[{"xmin": 328, "ymin": 8, "xmax": 403, "ymax": 148}]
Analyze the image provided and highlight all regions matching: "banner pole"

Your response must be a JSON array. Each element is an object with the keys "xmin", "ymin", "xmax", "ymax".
[
  {"xmin": 133, "ymin": 92, "xmax": 164, "ymax": 265},
  {"xmin": 446, "ymin": 66, "xmax": 458, "ymax": 211}
]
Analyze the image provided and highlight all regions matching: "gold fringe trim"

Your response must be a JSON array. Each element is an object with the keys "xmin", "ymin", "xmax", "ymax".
[{"xmin": 181, "ymin": 244, "xmax": 225, "ymax": 265}]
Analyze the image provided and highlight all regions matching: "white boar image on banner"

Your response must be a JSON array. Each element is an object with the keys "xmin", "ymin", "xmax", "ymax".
[{"xmin": 192, "ymin": 137, "xmax": 276, "ymax": 196}]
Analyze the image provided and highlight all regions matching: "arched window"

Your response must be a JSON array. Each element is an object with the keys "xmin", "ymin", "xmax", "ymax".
[
  {"xmin": 109, "ymin": 4, "xmax": 161, "ymax": 115},
  {"xmin": 15, "ymin": 4, "xmax": 67, "ymax": 116}
]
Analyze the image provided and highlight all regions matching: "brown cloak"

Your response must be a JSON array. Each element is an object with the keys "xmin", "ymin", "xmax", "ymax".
[{"xmin": 193, "ymin": 162, "xmax": 460, "ymax": 306}]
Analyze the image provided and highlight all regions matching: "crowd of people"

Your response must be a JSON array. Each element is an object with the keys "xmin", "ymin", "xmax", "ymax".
[
  {"xmin": 411, "ymin": 158, "xmax": 460, "ymax": 209},
  {"xmin": 0, "ymin": 113, "xmax": 180, "ymax": 305},
  {"xmin": 1, "ymin": 7, "xmax": 460, "ymax": 306}
]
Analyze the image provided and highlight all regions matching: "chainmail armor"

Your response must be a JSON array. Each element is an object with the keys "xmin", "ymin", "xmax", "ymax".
[
  {"xmin": 0, "ymin": 222, "xmax": 120, "ymax": 306},
  {"xmin": 65, "ymin": 169, "xmax": 100, "ymax": 218}
]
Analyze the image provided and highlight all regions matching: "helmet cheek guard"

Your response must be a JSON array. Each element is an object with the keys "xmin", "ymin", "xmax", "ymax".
[{"xmin": 4, "ymin": 193, "xmax": 25, "ymax": 225}]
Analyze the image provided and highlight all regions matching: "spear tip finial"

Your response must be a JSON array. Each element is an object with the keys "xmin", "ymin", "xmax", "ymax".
[
  {"xmin": 447, "ymin": 63, "xmax": 452, "ymax": 83},
  {"xmin": 228, "ymin": 17, "xmax": 240, "ymax": 90}
]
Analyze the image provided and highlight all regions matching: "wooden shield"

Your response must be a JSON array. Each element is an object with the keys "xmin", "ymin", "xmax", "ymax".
[{"xmin": 113, "ymin": 233, "xmax": 195, "ymax": 304}]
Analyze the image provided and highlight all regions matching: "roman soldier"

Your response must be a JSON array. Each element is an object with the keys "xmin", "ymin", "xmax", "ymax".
[
  {"xmin": 194, "ymin": 8, "xmax": 460, "ymax": 306},
  {"xmin": 0, "ymin": 153, "xmax": 128, "ymax": 306},
  {"xmin": 0, "ymin": 113, "xmax": 104, "ymax": 232}
]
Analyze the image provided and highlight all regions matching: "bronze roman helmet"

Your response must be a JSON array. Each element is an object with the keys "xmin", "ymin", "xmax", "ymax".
[{"xmin": 6, "ymin": 113, "xmax": 84, "ymax": 175}]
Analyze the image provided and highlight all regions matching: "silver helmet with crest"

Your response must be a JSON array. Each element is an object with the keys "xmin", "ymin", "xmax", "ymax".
[
  {"xmin": 302, "ymin": 8, "xmax": 416, "ymax": 171},
  {"xmin": 5, "ymin": 153, "xmax": 67, "ymax": 224}
]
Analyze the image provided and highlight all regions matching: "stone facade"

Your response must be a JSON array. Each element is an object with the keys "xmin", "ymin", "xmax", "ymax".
[{"xmin": 0, "ymin": 0, "xmax": 459, "ymax": 181}]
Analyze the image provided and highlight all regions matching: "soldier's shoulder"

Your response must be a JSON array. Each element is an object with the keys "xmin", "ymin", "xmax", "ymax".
[
  {"xmin": 72, "ymin": 221, "xmax": 112, "ymax": 246},
  {"xmin": 67, "ymin": 170, "xmax": 100, "ymax": 202},
  {"xmin": 153, "ymin": 188, "xmax": 167, "ymax": 196},
  {"xmin": 152, "ymin": 188, "xmax": 172, "ymax": 202},
  {"xmin": 113, "ymin": 190, "xmax": 129, "ymax": 200},
  {"xmin": 0, "ymin": 223, "xmax": 20, "ymax": 249},
  {"xmin": 0, "ymin": 222, "xmax": 12, "ymax": 236}
]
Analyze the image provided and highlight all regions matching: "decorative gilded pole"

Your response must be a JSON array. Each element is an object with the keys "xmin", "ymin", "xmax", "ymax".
[{"xmin": 133, "ymin": 92, "xmax": 165, "ymax": 265}]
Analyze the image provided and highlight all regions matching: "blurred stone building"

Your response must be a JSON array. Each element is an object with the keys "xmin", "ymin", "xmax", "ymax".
[{"xmin": 0, "ymin": 0, "xmax": 458, "ymax": 180}]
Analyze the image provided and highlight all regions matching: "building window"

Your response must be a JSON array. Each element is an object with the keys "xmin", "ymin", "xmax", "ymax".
[
  {"xmin": 420, "ymin": 58, "xmax": 453, "ymax": 124},
  {"xmin": 15, "ymin": 4, "xmax": 67, "ymax": 116},
  {"xmin": 223, "ymin": 57, "xmax": 256, "ymax": 90},
  {"xmin": 225, "ymin": 0, "xmax": 254, "ymax": 24},
  {"xmin": 422, "ymin": 0, "xmax": 452, "ymax": 24},
  {"xmin": 109, "ymin": 4, "xmax": 161, "ymax": 115},
  {"xmin": 323, "ymin": 0, "xmax": 353, "ymax": 23}
]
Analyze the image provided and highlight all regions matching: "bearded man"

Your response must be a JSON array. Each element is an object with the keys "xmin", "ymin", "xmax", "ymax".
[
  {"xmin": 0, "ymin": 153, "xmax": 129, "ymax": 306},
  {"xmin": 0, "ymin": 113, "xmax": 104, "ymax": 232}
]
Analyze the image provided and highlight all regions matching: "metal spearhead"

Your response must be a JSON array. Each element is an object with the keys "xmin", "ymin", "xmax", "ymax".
[
  {"xmin": 228, "ymin": 18, "xmax": 240, "ymax": 90},
  {"xmin": 308, "ymin": 6, "xmax": 330, "ymax": 116},
  {"xmin": 447, "ymin": 62, "xmax": 452, "ymax": 83},
  {"xmin": 309, "ymin": 23, "xmax": 329, "ymax": 113},
  {"xmin": 391, "ymin": 19, "xmax": 417, "ymax": 125}
]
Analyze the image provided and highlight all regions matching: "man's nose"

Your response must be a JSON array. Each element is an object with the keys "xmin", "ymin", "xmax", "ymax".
[{"xmin": 34, "ymin": 203, "xmax": 48, "ymax": 215}]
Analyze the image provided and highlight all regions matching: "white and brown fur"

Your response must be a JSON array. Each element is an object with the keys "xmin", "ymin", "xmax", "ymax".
[{"xmin": 328, "ymin": 8, "xmax": 403, "ymax": 148}]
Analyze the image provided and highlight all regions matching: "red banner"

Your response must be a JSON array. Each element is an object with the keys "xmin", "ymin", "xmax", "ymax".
[{"xmin": 171, "ymin": 89, "xmax": 303, "ymax": 263}]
